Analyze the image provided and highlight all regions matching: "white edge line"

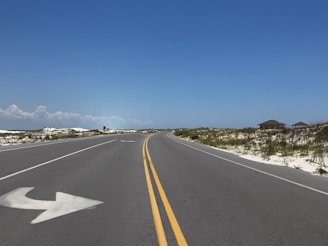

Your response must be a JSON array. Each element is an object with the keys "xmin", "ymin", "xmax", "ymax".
[
  {"xmin": 168, "ymin": 133, "xmax": 328, "ymax": 197},
  {"xmin": 0, "ymin": 141, "xmax": 68, "ymax": 153},
  {"xmin": 0, "ymin": 139, "xmax": 117, "ymax": 181},
  {"xmin": 0, "ymin": 136, "xmax": 108, "ymax": 153}
]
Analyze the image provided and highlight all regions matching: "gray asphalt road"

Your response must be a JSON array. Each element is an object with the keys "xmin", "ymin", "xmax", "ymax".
[{"xmin": 1, "ymin": 132, "xmax": 328, "ymax": 245}]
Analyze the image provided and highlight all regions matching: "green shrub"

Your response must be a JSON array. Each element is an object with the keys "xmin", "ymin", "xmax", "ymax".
[
  {"xmin": 316, "ymin": 126, "xmax": 328, "ymax": 142},
  {"xmin": 173, "ymin": 125, "xmax": 328, "ymax": 159},
  {"xmin": 315, "ymin": 167, "xmax": 328, "ymax": 175},
  {"xmin": 240, "ymin": 128, "xmax": 257, "ymax": 134}
]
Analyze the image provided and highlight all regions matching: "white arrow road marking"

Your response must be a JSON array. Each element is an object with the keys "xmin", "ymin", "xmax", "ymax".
[{"xmin": 0, "ymin": 187, "xmax": 103, "ymax": 224}]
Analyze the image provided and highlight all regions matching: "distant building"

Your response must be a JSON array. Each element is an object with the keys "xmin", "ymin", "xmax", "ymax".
[
  {"xmin": 292, "ymin": 122, "xmax": 309, "ymax": 128},
  {"xmin": 258, "ymin": 120, "xmax": 285, "ymax": 130}
]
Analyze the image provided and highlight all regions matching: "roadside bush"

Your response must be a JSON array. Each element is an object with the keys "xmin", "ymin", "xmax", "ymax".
[
  {"xmin": 224, "ymin": 138, "xmax": 248, "ymax": 146},
  {"xmin": 240, "ymin": 128, "xmax": 257, "ymax": 134},
  {"xmin": 173, "ymin": 125, "xmax": 328, "ymax": 160},
  {"xmin": 316, "ymin": 126, "xmax": 328, "ymax": 143},
  {"xmin": 174, "ymin": 130, "xmax": 191, "ymax": 138},
  {"xmin": 297, "ymin": 145, "xmax": 310, "ymax": 157},
  {"xmin": 315, "ymin": 167, "xmax": 328, "ymax": 175},
  {"xmin": 190, "ymin": 135, "xmax": 199, "ymax": 140},
  {"xmin": 311, "ymin": 146, "xmax": 325, "ymax": 165},
  {"xmin": 261, "ymin": 140, "xmax": 276, "ymax": 159}
]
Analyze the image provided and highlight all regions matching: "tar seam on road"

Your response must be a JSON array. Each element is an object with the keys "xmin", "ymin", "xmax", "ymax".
[
  {"xmin": 143, "ymin": 136, "xmax": 188, "ymax": 246},
  {"xmin": 0, "ymin": 139, "xmax": 117, "ymax": 181},
  {"xmin": 169, "ymin": 134, "xmax": 328, "ymax": 197}
]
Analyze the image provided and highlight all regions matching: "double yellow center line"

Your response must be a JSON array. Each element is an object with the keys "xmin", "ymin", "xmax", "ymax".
[{"xmin": 142, "ymin": 136, "xmax": 188, "ymax": 246}]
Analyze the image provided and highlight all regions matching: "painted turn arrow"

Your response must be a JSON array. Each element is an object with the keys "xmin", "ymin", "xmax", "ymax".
[
  {"xmin": 120, "ymin": 140, "xmax": 136, "ymax": 143},
  {"xmin": 0, "ymin": 187, "xmax": 103, "ymax": 224}
]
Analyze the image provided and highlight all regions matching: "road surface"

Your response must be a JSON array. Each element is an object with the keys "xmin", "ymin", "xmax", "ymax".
[{"xmin": 1, "ymin": 132, "xmax": 328, "ymax": 245}]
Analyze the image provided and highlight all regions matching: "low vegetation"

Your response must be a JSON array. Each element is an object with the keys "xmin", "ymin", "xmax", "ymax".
[
  {"xmin": 0, "ymin": 128, "xmax": 153, "ymax": 146},
  {"xmin": 0, "ymin": 129, "xmax": 104, "ymax": 145},
  {"xmin": 174, "ymin": 123, "xmax": 328, "ymax": 174}
]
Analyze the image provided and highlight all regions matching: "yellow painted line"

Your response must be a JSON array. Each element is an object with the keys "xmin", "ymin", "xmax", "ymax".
[
  {"xmin": 145, "ymin": 137, "xmax": 188, "ymax": 246},
  {"xmin": 142, "ymin": 137, "xmax": 168, "ymax": 246}
]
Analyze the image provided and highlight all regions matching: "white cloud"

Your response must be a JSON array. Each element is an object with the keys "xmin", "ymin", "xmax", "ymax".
[{"xmin": 0, "ymin": 104, "xmax": 152, "ymax": 130}]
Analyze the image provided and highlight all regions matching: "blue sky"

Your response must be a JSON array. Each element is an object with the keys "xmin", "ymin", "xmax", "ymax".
[{"xmin": 1, "ymin": 0, "xmax": 327, "ymax": 130}]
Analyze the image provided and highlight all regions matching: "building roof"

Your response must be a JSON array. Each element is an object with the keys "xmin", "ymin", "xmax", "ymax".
[
  {"xmin": 292, "ymin": 121, "xmax": 309, "ymax": 127},
  {"xmin": 258, "ymin": 120, "xmax": 284, "ymax": 126}
]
